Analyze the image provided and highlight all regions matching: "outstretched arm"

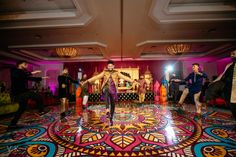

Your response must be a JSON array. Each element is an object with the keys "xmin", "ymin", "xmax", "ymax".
[
  {"xmin": 117, "ymin": 72, "xmax": 140, "ymax": 86},
  {"xmin": 28, "ymin": 75, "xmax": 48, "ymax": 82},
  {"xmin": 88, "ymin": 71, "xmax": 104, "ymax": 83},
  {"xmin": 81, "ymin": 71, "xmax": 105, "ymax": 86},
  {"xmin": 31, "ymin": 70, "xmax": 42, "ymax": 75},
  {"xmin": 118, "ymin": 72, "xmax": 134, "ymax": 83},
  {"xmin": 213, "ymin": 63, "xmax": 232, "ymax": 83},
  {"xmin": 27, "ymin": 70, "xmax": 46, "ymax": 82}
]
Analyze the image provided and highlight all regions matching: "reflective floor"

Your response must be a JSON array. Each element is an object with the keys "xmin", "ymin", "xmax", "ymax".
[{"xmin": 0, "ymin": 103, "xmax": 236, "ymax": 156}]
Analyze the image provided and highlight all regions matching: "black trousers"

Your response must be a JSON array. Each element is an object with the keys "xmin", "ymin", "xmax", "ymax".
[
  {"xmin": 10, "ymin": 91, "xmax": 44, "ymax": 125},
  {"xmin": 169, "ymin": 84, "xmax": 179, "ymax": 102},
  {"xmin": 104, "ymin": 88, "xmax": 115, "ymax": 120},
  {"xmin": 205, "ymin": 81, "xmax": 236, "ymax": 120},
  {"xmin": 205, "ymin": 81, "xmax": 224, "ymax": 103},
  {"xmin": 228, "ymin": 102, "xmax": 236, "ymax": 120}
]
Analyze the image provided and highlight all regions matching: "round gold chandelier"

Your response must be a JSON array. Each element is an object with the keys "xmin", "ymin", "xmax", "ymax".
[
  {"xmin": 56, "ymin": 47, "xmax": 78, "ymax": 57},
  {"xmin": 166, "ymin": 44, "xmax": 191, "ymax": 55}
]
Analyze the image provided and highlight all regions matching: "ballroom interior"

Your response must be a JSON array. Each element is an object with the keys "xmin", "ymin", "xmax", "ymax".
[{"xmin": 0, "ymin": 0, "xmax": 236, "ymax": 156}]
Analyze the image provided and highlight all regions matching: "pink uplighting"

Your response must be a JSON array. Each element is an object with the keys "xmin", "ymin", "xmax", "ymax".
[
  {"xmin": 216, "ymin": 57, "xmax": 232, "ymax": 75},
  {"xmin": 48, "ymin": 83, "xmax": 57, "ymax": 95}
]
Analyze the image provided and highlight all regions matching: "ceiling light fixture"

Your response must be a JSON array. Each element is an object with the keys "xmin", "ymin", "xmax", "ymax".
[
  {"xmin": 166, "ymin": 44, "xmax": 191, "ymax": 55},
  {"xmin": 56, "ymin": 47, "xmax": 78, "ymax": 57},
  {"xmin": 34, "ymin": 34, "xmax": 42, "ymax": 39}
]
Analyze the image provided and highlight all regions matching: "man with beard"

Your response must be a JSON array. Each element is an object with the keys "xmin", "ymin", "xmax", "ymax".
[
  {"xmin": 205, "ymin": 50, "xmax": 236, "ymax": 119},
  {"xmin": 81, "ymin": 60, "xmax": 139, "ymax": 126}
]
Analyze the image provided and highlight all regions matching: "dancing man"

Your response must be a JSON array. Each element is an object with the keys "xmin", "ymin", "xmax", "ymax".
[
  {"xmin": 177, "ymin": 63, "xmax": 208, "ymax": 115},
  {"xmin": 58, "ymin": 68, "xmax": 78, "ymax": 122},
  {"xmin": 9, "ymin": 61, "xmax": 48, "ymax": 130},
  {"xmin": 205, "ymin": 50, "xmax": 236, "ymax": 119},
  {"xmin": 81, "ymin": 60, "xmax": 138, "ymax": 126}
]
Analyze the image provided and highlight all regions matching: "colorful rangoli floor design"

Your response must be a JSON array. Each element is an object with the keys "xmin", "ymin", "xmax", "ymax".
[{"xmin": 0, "ymin": 104, "xmax": 235, "ymax": 156}]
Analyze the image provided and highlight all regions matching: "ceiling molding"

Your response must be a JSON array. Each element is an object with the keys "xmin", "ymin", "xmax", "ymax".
[
  {"xmin": 198, "ymin": 43, "xmax": 234, "ymax": 57},
  {"xmin": 149, "ymin": 0, "xmax": 236, "ymax": 23},
  {"xmin": 140, "ymin": 53, "xmax": 202, "ymax": 58},
  {"xmin": 41, "ymin": 55, "xmax": 104, "ymax": 62},
  {"xmin": 16, "ymin": 50, "xmax": 44, "ymax": 60},
  {"xmin": 136, "ymin": 39, "xmax": 236, "ymax": 47},
  {"xmin": 0, "ymin": 10, "xmax": 78, "ymax": 21},
  {"xmin": 12, "ymin": 49, "xmax": 105, "ymax": 61},
  {"xmin": 0, "ymin": 0, "xmax": 94, "ymax": 29},
  {"xmin": 140, "ymin": 54, "xmax": 189, "ymax": 60},
  {"xmin": 168, "ymin": 3, "xmax": 236, "ymax": 13},
  {"xmin": 8, "ymin": 42, "xmax": 107, "ymax": 49},
  {"xmin": 0, "ymin": 14, "xmax": 93, "ymax": 29},
  {"xmin": 137, "ymin": 39, "xmax": 236, "ymax": 59},
  {"xmin": 6, "ymin": 41, "xmax": 108, "ymax": 62},
  {"xmin": 139, "ymin": 53, "xmax": 220, "ymax": 62},
  {"xmin": 0, "ymin": 50, "xmax": 39, "ymax": 64}
]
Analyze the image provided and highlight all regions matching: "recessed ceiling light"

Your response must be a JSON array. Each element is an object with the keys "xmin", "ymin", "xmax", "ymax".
[
  {"xmin": 34, "ymin": 34, "xmax": 42, "ymax": 39},
  {"xmin": 207, "ymin": 28, "xmax": 216, "ymax": 33}
]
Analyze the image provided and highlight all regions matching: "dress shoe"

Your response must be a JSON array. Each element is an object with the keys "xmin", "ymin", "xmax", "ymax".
[
  {"xmin": 60, "ymin": 117, "xmax": 68, "ymax": 123},
  {"xmin": 176, "ymin": 106, "xmax": 185, "ymax": 114},
  {"xmin": 38, "ymin": 108, "xmax": 50, "ymax": 116}
]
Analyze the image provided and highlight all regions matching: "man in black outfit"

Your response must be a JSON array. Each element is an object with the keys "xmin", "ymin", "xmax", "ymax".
[
  {"xmin": 58, "ymin": 68, "xmax": 78, "ymax": 121},
  {"xmin": 205, "ymin": 50, "xmax": 236, "ymax": 120},
  {"xmin": 9, "ymin": 61, "xmax": 48, "ymax": 130}
]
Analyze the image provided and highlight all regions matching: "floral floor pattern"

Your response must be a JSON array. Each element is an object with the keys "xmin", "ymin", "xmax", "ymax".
[{"xmin": 0, "ymin": 104, "xmax": 235, "ymax": 157}]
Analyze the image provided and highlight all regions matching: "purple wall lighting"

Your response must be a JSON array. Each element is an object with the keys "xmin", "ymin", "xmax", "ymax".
[
  {"xmin": 46, "ymin": 69, "xmax": 60, "ymax": 95},
  {"xmin": 216, "ymin": 57, "xmax": 232, "ymax": 75},
  {"xmin": 48, "ymin": 83, "xmax": 57, "ymax": 95}
]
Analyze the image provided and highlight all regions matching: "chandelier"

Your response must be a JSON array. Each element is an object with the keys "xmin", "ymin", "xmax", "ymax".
[
  {"xmin": 56, "ymin": 47, "xmax": 78, "ymax": 57},
  {"xmin": 166, "ymin": 44, "xmax": 190, "ymax": 55}
]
